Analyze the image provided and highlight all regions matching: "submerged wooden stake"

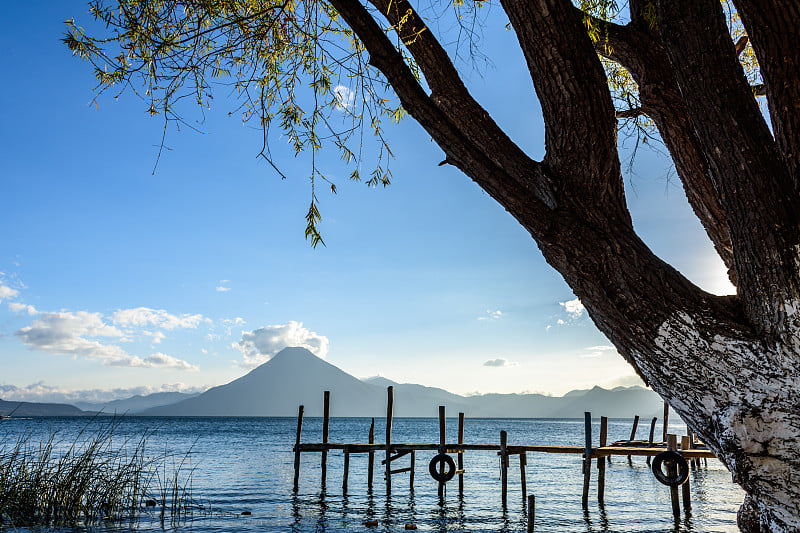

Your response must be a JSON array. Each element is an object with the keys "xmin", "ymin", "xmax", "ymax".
[
  {"xmin": 293, "ymin": 404, "xmax": 304, "ymax": 492},
  {"xmin": 582, "ymin": 412, "xmax": 592, "ymax": 507},
  {"xmin": 322, "ymin": 391, "xmax": 330, "ymax": 487},
  {"xmin": 410, "ymin": 450, "xmax": 415, "ymax": 490},
  {"xmin": 627, "ymin": 415, "xmax": 640, "ymax": 464},
  {"xmin": 386, "ymin": 386, "xmax": 394, "ymax": 495},
  {"xmin": 598, "ymin": 416, "xmax": 607, "ymax": 504},
  {"xmin": 439, "ymin": 406, "xmax": 446, "ymax": 499},
  {"xmin": 343, "ymin": 447, "xmax": 350, "ymax": 494},
  {"xmin": 458, "ymin": 412, "xmax": 465, "ymax": 497},
  {"xmin": 527, "ymin": 494, "xmax": 535, "ymax": 533},
  {"xmin": 681, "ymin": 435, "xmax": 692, "ymax": 512},
  {"xmin": 646, "ymin": 417, "xmax": 657, "ymax": 466},
  {"xmin": 662, "ymin": 403, "xmax": 670, "ymax": 443},
  {"xmin": 500, "ymin": 430, "xmax": 508, "ymax": 507},
  {"xmin": 368, "ymin": 418, "xmax": 375, "ymax": 490},
  {"xmin": 520, "ymin": 452, "xmax": 528, "ymax": 502},
  {"xmin": 667, "ymin": 434, "xmax": 680, "ymax": 518}
]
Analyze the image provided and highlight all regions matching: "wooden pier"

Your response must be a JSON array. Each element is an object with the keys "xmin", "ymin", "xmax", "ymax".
[{"xmin": 293, "ymin": 386, "xmax": 718, "ymax": 521}]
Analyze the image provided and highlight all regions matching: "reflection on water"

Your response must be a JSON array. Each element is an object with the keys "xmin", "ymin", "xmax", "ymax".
[{"xmin": 0, "ymin": 416, "xmax": 742, "ymax": 532}]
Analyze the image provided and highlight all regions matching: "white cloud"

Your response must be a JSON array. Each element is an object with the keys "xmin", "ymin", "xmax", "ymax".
[
  {"xmin": 142, "ymin": 330, "xmax": 166, "ymax": 344},
  {"xmin": 221, "ymin": 317, "xmax": 245, "ymax": 336},
  {"xmin": 0, "ymin": 282, "xmax": 18, "ymax": 301},
  {"xmin": 216, "ymin": 286, "xmax": 230, "ymax": 292},
  {"xmin": 483, "ymin": 358, "xmax": 518, "ymax": 368},
  {"xmin": 579, "ymin": 345, "xmax": 617, "ymax": 358},
  {"xmin": 478, "ymin": 309, "xmax": 503, "ymax": 321},
  {"xmin": 0, "ymin": 381, "xmax": 207, "ymax": 404},
  {"xmin": 16, "ymin": 311, "xmax": 128, "ymax": 362},
  {"xmin": 15, "ymin": 311, "xmax": 196, "ymax": 370},
  {"xmin": 8, "ymin": 302, "xmax": 38, "ymax": 315},
  {"xmin": 559, "ymin": 298, "xmax": 584, "ymax": 319},
  {"xmin": 108, "ymin": 352, "xmax": 198, "ymax": 371},
  {"xmin": 236, "ymin": 321, "xmax": 329, "ymax": 367},
  {"xmin": 333, "ymin": 85, "xmax": 355, "ymax": 111},
  {"xmin": 112, "ymin": 307, "xmax": 206, "ymax": 330}
]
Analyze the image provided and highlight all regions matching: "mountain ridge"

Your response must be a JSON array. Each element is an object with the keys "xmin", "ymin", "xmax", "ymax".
[{"xmin": 139, "ymin": 347, "xmax": 664, "ymax": 418}]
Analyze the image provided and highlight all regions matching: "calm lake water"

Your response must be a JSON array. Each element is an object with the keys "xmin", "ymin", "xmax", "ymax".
[{"xmin": 1, "ymin": 416, "xmax": 743, "ymax": 532}]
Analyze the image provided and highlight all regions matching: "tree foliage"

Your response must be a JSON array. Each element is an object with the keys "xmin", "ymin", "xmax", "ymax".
[{"xmin": 64, "ymin": 0, "xmax": 760, "ymax": 245}]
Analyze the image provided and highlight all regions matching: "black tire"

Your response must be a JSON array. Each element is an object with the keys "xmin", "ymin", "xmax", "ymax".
[
  {"xmin": 428, "ymin": 453, "xmax": 456, "ymax": 483},
  {"xmin": 651, "ymin": 450, "xmax": 690, "ymax": 487}
]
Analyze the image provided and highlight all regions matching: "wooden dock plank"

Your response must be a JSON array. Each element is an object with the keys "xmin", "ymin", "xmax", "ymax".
[{"xmin": 295, "ymin": 442, "xmax": 717, "ymax": 459}]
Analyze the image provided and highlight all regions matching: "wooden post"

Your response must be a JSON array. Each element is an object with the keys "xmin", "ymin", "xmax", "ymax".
[
  {"xmin": 410, "ymin": 450, "xmax": 415, "ymax": 490},
  {"xmin": 386, "ymin": 387, "xmax": 393, "ymax": 495},
  {"xmin": 627, "ymin": 415, "xmax": 640, "ymax": 464},
  {"xmin": 368, "ymin": 418, "xmax": 375, "ymax": 490},
  {"xmin": 688, "ymin": 429, "xmax": 699, "ymax": 470},
  {"xmin": 527, "ymin": 494, "xmax": 535, "ymax": 533},
  {"xmin": 582, "ymin": 412, "xmax": 592, "ymax": 507},
  {"xmin": 500, "ymin": 430, "xmax": 508, "ymax": 507},
  {"xmin": 662, "ymin": 402, "xmax": 670, "ymax": 443},
  {"xmin": 343, "ymin": 446, "xmax": 350, "ymax": 494},
  {"xmin": 293, "ymin": 404, "xmax": 304, "ymax": 492},
  {"xmin": 681, "ymin": 435, "xmax": 692, "ymax": 512},
  {"xmin": 597, "ymin": 416, "xmax": 607, "ymax": 504},
  {"xmin": 438, "ymin": 405, "xmax": 446, "ymax": 499},
  {"xmin": 520, "ymin": 452, "xmax": 528, "ymax": 502},
  {"xmin": 322, "ymin": 390, "xmax": 330, "ymax": 487},
  {"xmin": 458, "ymin": 412, "xmax": 465, "ymax": 497},
  {"xmin": 646, "ymin": 416, "xmax": 657, "ymax": 466},
  {"xmin": 667, "ymin": 434, "xmax": 680, "ymax": 518}
]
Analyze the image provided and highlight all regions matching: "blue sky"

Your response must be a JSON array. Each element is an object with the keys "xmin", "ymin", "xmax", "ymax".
[{"xmin": 0, "ymin": 1, "xmax": 733, "ymax": 404}]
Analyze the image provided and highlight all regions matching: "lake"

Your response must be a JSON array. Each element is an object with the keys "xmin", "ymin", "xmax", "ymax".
[{"xmin": 0, "ymin": 416, "xmax": 743, "ymax": 532}]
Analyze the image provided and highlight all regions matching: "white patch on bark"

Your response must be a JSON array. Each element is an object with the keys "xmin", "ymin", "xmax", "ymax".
[{"xmin": 641, "ymin": 309, "xmax": 800, "ymax": 530}]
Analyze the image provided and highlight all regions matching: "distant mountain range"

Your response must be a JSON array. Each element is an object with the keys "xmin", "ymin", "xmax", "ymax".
[
  {"xmin": 0, "ymin": 398, "xmax": 87, "ymax": 417},
  {"xmin": 73, "ymin": 392, "xmax": 200, "ymax": 414},
  {"xmin": 1, "ymin": 347, "xmax": 666, "ymax": 418}
]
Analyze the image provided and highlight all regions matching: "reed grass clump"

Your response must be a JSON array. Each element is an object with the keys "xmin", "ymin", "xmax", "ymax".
[{"xmin": 0, "ymin": 418, "xmax": 195, "ymax": 527}]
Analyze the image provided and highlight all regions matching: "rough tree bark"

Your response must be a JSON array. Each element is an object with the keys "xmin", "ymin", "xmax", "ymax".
[{"xmin": 325, "ymin": 0, "xmax": 800, "ymax": 530}]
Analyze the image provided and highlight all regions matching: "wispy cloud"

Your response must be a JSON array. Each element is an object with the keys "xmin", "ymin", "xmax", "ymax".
[
  {"xmin": 478, "ymin": 309, "xmax": 503, "ymax": 321},
  {"xmin": 221, "ymin": 317, "xmax": 245, "ymax": 336},
  {"xmin": 0, "ymin": 282, "xmax": 19, "ymax": 301},
  {"xmin": 579, "ymin": 345, "xmax": 616, "ymax": 358},
  {"xmin": 142, "ymin": 330, "xmax": 166, "ymax": 344},
  {"xmin": 483, "ymin": 358, "xmax": 518, "ymax": 368},
  {"xmin": 112, "ymin": 307, "xmax": 206, "ymax": 330},
  {"xmin": 235, "ymin": 321, "xmax": 329, "ymax": 367},
  {"xmin": 8, "ymin": 302, "xmax": 38, "ymax": 315},
  {"xmin": 108, "ymin": 352, "xmax": 198, "ymax": 371},
  {"xmin": 546, "ymin": 297, "xmax": 585, "ymax": 330},
  {"xmin": 333, "ymin": 85, "xmax": 355, "ymax": 110},
  {"xmin": 0, "ymin": 382, "xmax": 207, "ymax": 404}
]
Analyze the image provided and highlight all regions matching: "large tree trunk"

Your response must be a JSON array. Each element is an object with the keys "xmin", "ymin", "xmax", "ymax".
[{"xmin": 328, "ymin": 0, "xmax": 800, "ymax": 529}]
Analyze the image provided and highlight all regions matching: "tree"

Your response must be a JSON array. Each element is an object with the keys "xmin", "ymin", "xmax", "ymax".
[{"xmin": 64, "ymin": 0, "xmax": 800, "ymax": 530}]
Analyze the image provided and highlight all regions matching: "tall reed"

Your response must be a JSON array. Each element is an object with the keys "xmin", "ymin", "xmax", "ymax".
[{"xmin": 0, "ymin": 417, "xmax": 196, "ymax": 527}]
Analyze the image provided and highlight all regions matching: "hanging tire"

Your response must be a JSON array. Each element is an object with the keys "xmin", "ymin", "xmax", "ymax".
[
  {"xmin": 428, "ymin": 453, "xmax": 456, "ymax": 483},
  {"xmin": 651, "ymin": 450, "xmax": 690, "ymax": 487}
]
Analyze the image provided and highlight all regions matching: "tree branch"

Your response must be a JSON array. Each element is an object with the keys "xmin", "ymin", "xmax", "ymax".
[
  {"xmin": 656, "ymin": 0, "xmax": 800, "ymax": 335},
  {"xmin": 326, "ymin": 0, "xmax": 551, "ymax": 220},
  {"xmin": 732, "ymin": 0, "xmax": 800, "ymax": 188},
  {"xmin": 363, "ymin": 0, "xmax": 556, "ymax": 207},
  {"xmin": 577, "ymin": 6, "xmax": 738, "ymax": 285}
]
